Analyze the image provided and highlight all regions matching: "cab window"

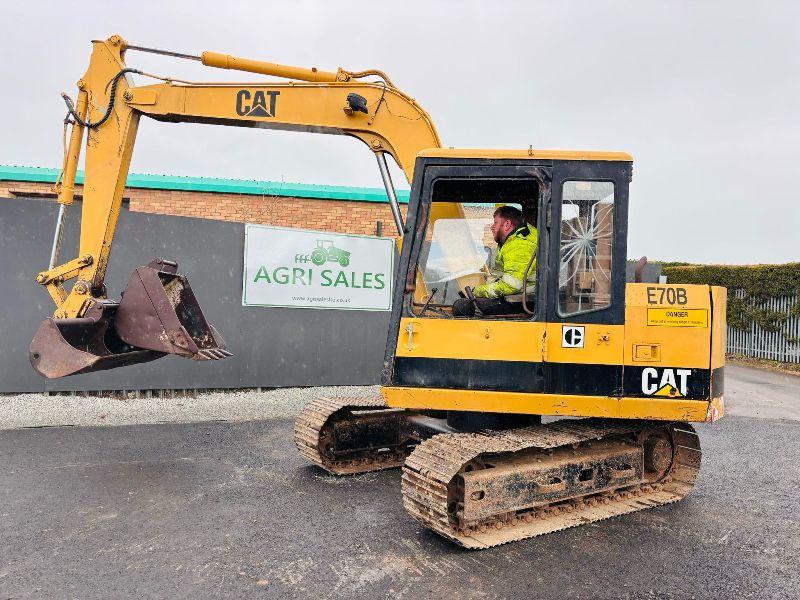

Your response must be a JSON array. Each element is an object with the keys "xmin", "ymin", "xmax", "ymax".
[
  {"xmin": 558, "ymin": 181, "xmax": 614, "ymax": 316},
  {"xmin": 410, "ymin": 178, "xmax": 540, "ymax": 319}
]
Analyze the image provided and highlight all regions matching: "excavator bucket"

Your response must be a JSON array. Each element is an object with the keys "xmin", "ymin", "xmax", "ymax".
[
  {"xmin": 29, "ymin": 259, "xmax": 231, "ymax": 379},
  {"xmin": 113, "ymin": 259, "xmax": 231, "ymax": 360},
  {"xmin": 29, "ymin": 302, "xmax": 165, "ymax": 379}
]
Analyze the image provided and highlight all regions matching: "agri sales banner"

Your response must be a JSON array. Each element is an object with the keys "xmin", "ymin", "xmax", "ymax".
[{"xmin": 243, "ymin": 224, "xmax": 394, "ymax": 311}]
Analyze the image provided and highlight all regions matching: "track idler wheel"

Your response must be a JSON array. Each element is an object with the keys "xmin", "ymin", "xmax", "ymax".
[{"xmin": 639, "ymin": 426, "xmax": 676, "ymax": 482}]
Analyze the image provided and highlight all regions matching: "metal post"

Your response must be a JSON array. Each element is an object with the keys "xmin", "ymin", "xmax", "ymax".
[
  {"xmin": 48, "ymin": 203, "xmax": 67, "ymax": 269},
  {"xmin": 375, "ymin": 152, "xmax": 404, "ymax": 236}
]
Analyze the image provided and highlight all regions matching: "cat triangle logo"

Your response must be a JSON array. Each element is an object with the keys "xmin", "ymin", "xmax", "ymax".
[
  {"xmin": 247, "ymin": 104, "xmax": 271, "ymax": 117},
  {"xmin": 653, "ymin": 383, "xmax": 683, "ymax": 397}
]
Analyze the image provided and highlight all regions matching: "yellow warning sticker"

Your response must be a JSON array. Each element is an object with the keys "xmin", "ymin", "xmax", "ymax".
[{"xmin": 647, "ymin": 308, "xmax": 708, "ymax": 328}]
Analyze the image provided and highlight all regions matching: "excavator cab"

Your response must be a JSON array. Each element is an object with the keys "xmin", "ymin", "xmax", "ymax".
[
  {"xmin": 383, "ymin": 152, "xmax": 630, "ymax": 400},
  {"xmin": 390, "ymin": 154, "xmax": 625, "ymax": 325},
  {"xmin": 30, "ymin": 259, "xmax": 230, "ymax": 378}
]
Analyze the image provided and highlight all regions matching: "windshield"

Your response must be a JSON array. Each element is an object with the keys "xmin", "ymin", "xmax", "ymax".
[
  {"xmin": 410, "ymin": 177, "xmax": 540, "ymax": 317},
  {"xmin": 421, "ymin": 206, "xmax": 511, "ymax": 304}
]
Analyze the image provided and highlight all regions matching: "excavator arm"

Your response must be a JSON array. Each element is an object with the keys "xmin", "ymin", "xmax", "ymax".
[{"xmin": 30, "ymin": 34, "xmax": 444, "ymax": 378}]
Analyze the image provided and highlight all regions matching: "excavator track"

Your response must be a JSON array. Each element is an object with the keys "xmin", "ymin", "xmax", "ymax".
[
  {"xmin": 401, "ymin": 418, "xmax": 701, "ymax": 549},
  {"xmin": 294, "ymin": 396, "xmax": 413, "ymax": 475}
]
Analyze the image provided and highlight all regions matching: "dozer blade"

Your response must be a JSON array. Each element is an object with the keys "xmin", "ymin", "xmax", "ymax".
[
  {"xmin": 114, "ymin": 259, "xmax": 232, "ymax": 361},
  {"xmin": 29, "ymin": 301, "xmax": 165, "ymax": 379}
]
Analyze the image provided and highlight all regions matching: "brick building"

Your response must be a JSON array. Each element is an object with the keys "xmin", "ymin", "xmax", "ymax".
[{"xmin": 0, "ymin": 165, "xmax": 409, "ymax": 237}]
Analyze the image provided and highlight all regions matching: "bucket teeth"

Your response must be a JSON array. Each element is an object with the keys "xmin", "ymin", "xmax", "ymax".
[{"xmin": 198, "ymin": 348, "xmax": 233, "ymax": 360}]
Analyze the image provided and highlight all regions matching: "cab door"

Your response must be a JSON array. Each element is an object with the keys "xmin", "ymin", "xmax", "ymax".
[
  {"xmin": 542, "ymin": 161, "xmax": 631, "ymax": 398},
  {"xmin": 383, "ymin": 159, "xmax": 552, "ymax": 394}
]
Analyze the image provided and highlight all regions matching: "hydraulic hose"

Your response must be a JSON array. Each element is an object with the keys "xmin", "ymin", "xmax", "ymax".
[{"xmin": 61, "ymin": 68, "xmax": 142, "ymax": 129}]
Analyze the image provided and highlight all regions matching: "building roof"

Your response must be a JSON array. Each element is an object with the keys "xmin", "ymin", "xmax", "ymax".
[{"xmin": 0, "ymin": 165, "xmax": 411, "ymax": 204}]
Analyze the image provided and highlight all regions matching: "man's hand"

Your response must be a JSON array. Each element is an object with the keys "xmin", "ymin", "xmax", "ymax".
[{"xmin": 472, "ymin": 284, "xmax": 490, "ymax": 298}]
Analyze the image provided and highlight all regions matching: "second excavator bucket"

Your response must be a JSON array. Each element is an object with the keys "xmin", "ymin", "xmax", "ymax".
[{"xmin": 114, "ymin": 259, "xmax": 231, "ymax": 361}]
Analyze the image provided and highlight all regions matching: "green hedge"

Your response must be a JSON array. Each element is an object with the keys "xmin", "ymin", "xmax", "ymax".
[{"xmin": 661, "ymin": 263, "xmax": 800, "ymax": 339}]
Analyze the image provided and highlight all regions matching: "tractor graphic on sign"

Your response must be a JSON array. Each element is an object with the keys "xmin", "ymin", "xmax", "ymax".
[{"xmin": 310, "ymin": 239, "xmax": 351, "ymax": 267}]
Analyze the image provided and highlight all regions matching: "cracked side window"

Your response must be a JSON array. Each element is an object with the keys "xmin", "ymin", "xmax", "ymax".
[{"xmin": 559, "ymin": 181, "xmax": 614, "ymax": 316}]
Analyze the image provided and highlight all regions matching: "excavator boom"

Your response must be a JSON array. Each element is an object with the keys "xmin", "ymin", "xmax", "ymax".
[{"xmin": 32, "ymin": 34, "xmax": 442, "ymax": 378}]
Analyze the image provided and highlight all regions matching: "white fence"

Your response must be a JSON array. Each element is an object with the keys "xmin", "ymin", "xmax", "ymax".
[{"xmin": 726, "ymin": 291, "xmax": 800, "ymax": 363}]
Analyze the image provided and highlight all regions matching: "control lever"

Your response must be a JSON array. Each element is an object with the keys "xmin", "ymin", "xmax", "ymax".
[
  {"xmin": 419, "ymin": 287, "xmax": 438, "ymax": 316},
  {"xmin": 464, "ymin": 286, "xmax": 483, "ymax": 317}
]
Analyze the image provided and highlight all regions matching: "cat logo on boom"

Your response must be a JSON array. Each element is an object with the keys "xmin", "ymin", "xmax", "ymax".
[
  {"xmin": 235, "ymin": 90, "xmax": 280, "ymax": 117},
  {"xmin": 641, "ymin": 367, "xmax": 692, "ymax": 397}
]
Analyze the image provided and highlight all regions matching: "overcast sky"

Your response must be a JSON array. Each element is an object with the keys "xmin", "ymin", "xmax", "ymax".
[{"xmin": 1, "ymin": 1, "xmax": 797, "ymax": 264}]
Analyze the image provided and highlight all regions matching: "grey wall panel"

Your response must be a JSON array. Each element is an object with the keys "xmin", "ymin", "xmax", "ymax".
[
  {"xmin": 0, "ymin": 197, "xmax": 391, "ymax": 393},
  {"xmin": 1, "ymin": 198, "xmax": 57, "ymax": 393}
]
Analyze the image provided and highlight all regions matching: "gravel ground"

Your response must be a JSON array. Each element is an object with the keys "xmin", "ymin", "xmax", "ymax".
[
  {"xmin": 4, "ymin": 362, "xmax": 800, "ymax": 430},
  {"xmin": 0, "ymin": 385, "xmax": 379, "ymax": 430}
]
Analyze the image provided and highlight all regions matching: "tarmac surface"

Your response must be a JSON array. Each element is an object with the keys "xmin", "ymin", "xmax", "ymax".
[{"xmin": 1, "ymin": 364, "xmax": 799, "ymax": 599}]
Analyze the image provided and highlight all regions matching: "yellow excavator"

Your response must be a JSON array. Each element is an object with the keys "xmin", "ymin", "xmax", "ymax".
[{"xmin": 30, "ymin": 36, "xmax": 725, "ymax": 548}]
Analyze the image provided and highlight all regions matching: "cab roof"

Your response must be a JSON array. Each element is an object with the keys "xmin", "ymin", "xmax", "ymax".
[{"xmin": 417, "ymin": 148, "xmax": 633, "ymax": 162}]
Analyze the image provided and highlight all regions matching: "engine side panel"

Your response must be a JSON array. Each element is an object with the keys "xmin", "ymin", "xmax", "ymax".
[
  {"xmin": 384, "ymin": 284, "xmax": 723, "ymax": 423},
  {"xmin": 621, "ymin": 283, "xmax": 717, "ymax": 402}
]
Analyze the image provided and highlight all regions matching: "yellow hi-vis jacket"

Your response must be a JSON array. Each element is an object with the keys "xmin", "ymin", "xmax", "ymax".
[{"xmin": 473, "ymin": 223, "xmax": 538, "ymax": 299}]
